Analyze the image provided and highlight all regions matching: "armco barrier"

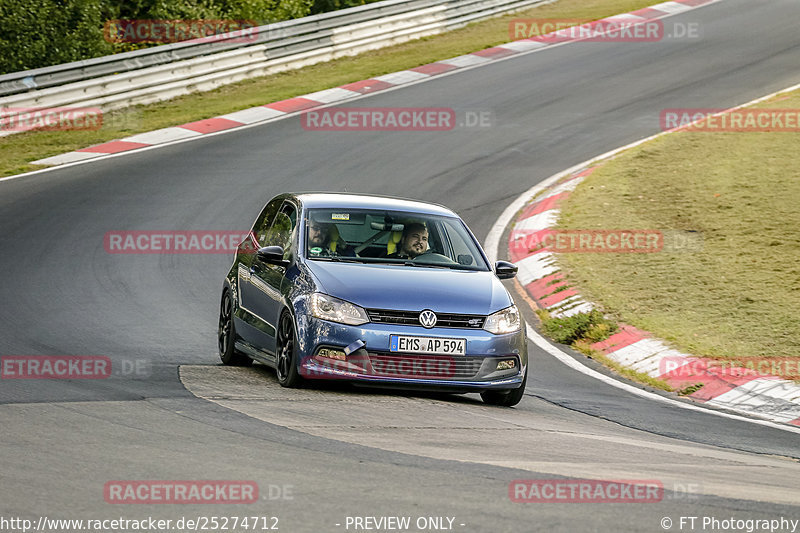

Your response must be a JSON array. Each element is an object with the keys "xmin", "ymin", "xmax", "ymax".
[{"xmin": 0, "ymin": 0, "xmax": 549, "ymax": 124}]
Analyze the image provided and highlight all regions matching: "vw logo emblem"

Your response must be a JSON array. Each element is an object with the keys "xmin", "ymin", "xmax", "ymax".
[{"xmin": 419, "ymin": 310, "xmax": 437, "ymax": 329}]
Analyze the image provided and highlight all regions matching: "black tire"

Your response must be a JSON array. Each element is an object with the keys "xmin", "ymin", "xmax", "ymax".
[
  {"xmin": 276, "ymin": 312, "xmax": 303, "ymax": 388},
  {"xmin": 480, "ymin": 371, "xmax": 526, "ymax": 407},
  {"xmin": 218, "ymin": 290, "xmax": 252, "ymax": 366}
]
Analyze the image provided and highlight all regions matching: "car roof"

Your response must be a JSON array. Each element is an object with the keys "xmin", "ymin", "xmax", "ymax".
[{"xmin": 294, "ymin": 193, "xmax": 458, "ymax": 217}]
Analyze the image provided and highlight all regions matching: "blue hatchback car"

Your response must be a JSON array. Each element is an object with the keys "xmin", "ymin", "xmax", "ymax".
[{"xmin": 218, "ymin": 193, "xmax": 527, "ymax": 406}]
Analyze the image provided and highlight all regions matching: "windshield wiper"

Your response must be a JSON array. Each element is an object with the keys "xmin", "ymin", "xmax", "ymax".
[
  {"xmin": 312, "ymin": 257, "xmax": 454, "ymax": 269},
  {"xmin": 346, "ymin": 258, "xmax": 441, "ymax": 267},
  {"xmin": 402, "ymin": 261, "xmax": 452, "ymax": 269},
  {"xmin": 345, "ymin": 258, "xmax": 404, "ymax": 264},
  {"xmin": 309, "ymin": 256, "xmax": 364, "ymax": 263}
]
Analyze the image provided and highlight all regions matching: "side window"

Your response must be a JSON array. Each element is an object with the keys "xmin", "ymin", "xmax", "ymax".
[
  {"xmin": 252, "ymin": 198, "xmax": 284, "ymax": 246},
  {"xmin": 426, "ymin": 220, "xmax": 443, "ymax": 255},
  {"xmin": 443, "ymin": 219, "xmax": 476, "ymax": 265},
  {"xmin": 264, "ymin": 202, "xmax": 297, "ymax": 256}
]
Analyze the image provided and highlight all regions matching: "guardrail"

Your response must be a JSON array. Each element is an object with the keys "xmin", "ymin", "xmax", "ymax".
[{"xmin": 0, "ymin": 0, "xmax": 547, "ymax": 118}]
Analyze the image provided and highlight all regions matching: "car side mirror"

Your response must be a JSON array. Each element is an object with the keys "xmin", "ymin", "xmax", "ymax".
[
  {"xmin": 495, "ymin": 260, "xmax": 518, "ymax": 280},
  {"xmin": 257, "ymin": 246, "xmax": 290, "ymax": 267}
]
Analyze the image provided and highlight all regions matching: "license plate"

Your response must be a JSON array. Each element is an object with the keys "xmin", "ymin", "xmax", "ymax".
[{"xmin": 389, "ymin": 335, "xmax": 466, "ymax": 355}]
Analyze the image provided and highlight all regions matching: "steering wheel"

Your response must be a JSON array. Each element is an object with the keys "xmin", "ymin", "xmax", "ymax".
[{"xmin": 411, "ymin": 251, "xmax": 457, "ymax": 265}]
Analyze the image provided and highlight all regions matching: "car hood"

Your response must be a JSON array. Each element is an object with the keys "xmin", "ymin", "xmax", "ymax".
[{"xmin": 305, "ymin": 261, "xmax": 513, "ymax": 315}]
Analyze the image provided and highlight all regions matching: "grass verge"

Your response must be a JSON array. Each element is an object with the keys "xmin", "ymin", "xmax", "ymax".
[
  {"xmin": 534, "ymin": 308, "xmax": 672, "ymax": 391},
  {"xmin": 555, "ymin": 89, "xmax": 800, "ymax": 368},
  {"xmin": 1, "ymin": 0, "xmax": 656, "ymax": 177}
]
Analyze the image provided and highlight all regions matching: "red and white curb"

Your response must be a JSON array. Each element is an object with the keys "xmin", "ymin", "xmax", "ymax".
[
  {"xmin": 508, "ymin": 167, "xmax": 800, "ymax": 427},
  {"xmin": 31, "ymin": 0, "xmax": 722, "ymax": 167}
]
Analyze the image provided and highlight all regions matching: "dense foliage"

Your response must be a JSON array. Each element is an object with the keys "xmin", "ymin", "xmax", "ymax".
[
  {"xmin": 310, "ymin": 0, "xmax": 369, "ymax": 15},
  {"xmin": 0, "ymin": 0, "xmax": 372, "ymax": 74},
  {"xmin": 1, "ymin": 0, "xmax": 115, "ymax": 74}
]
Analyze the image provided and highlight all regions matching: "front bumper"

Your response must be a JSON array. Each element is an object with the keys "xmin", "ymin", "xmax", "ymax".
[{"xmin": 295, "ymin": 316, "xmax": 527, "ymax": 391}]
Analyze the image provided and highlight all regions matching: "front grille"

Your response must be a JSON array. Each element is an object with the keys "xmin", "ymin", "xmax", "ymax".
[
  {"xmin": 368, "ymin": 354, "xmax": 484, "ymax": 380},
  {"xmin": 367, "ymin": 309, "xmax": 485, "ymax": 329}
]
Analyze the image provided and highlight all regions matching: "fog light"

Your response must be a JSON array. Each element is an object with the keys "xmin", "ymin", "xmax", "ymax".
[
  {"xmin": 497, "ymin": 359, "xmax": 516, "ymax": 370},
  {"xmin": 318, "ymin": 348, "xmax": 346, "ymax": 361}
]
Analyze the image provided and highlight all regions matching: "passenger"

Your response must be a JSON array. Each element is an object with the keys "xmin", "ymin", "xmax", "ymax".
[
  {"xmin": 307, "ymin": 220, "xmax": 354, "ymax": 257},
  {"xmin": 387, "ymin": 222, "xmax": 429, "ymax": 259}
]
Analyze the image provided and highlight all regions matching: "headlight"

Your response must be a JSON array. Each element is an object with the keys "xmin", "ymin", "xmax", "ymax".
[
  {"xmin": 309, "ymin": 293, "xmax": 369, "ymax": 326},
  {"xmin": 484, "ymin": 305, "xmax": 521, "ymax": 334}
]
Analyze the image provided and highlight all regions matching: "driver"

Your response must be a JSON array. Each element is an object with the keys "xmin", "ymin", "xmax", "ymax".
[{"xmin": 388, "ymin": 222, "xmax": 428, "ymax": 259}]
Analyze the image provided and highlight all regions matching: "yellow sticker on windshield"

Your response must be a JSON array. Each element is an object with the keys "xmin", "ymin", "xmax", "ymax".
[{"xmin": 331, "ymin": 213, "xmax": 350, "ymax": 221}]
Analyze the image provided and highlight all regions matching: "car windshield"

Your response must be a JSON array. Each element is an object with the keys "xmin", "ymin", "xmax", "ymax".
[{"xmin": 304, "ymin": 208, "xmax": 490, "ymax": 271}]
